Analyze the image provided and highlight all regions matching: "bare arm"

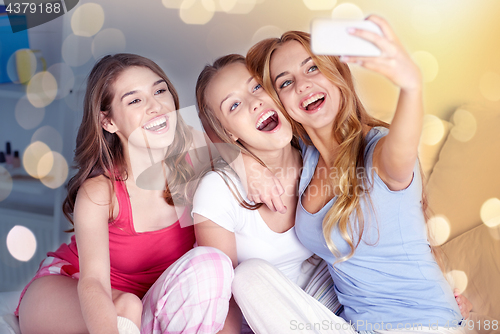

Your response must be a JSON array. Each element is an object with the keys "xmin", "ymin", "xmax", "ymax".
[
  {"xmin": 344, "ymin": 15, "xmax": 423, "ymax": 190},
  {"xmin": 74, "ymin": 177, "xmax": 119, "ymax": 334},
  {"xmin": 194, "ymin": 213, "xmax": 242, "ymax": 334},
  {"xmin": 198, "ymin": 117, "xmax": 287, "ymax": 213}
]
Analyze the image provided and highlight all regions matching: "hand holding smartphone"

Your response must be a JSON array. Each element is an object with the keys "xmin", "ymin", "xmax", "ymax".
[{"xmin": 311, "ymin": 18, "xmax": 383, "ymax": 56}]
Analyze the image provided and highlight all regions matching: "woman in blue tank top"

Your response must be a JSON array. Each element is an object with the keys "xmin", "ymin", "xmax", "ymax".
[{"xmin": 244, "ymin": 15, "xmax": 470, "ymax": 333}]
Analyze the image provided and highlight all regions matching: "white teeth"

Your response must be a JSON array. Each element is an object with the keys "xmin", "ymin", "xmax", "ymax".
[
  {"xmin": 302, "ymin": 93, "xmax": 325, "ymax": 109},
  {"xmin": 144, "ymin": 116, "xmax": 167, "ymax": 130},
  {"xmin": 256, "ymin": 111, "xmax": 276, "ymax": 129}
]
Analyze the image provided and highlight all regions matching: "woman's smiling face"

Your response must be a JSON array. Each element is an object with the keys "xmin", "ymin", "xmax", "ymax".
[
  {"xmin": 105, "ymin": 66, "xmax": 178, "ymax": 150},
  {"xmin": 270, "ymin": 40, "xmax": 342, "ymax": 132},
  {"xmin": 205, "ymin": 62, "xmax": 293, "ymax": 154}
]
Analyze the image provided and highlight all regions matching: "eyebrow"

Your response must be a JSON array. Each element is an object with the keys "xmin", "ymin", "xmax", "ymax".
[
  {"xmin": 120, "ymin": 79, "xmax": 166, "ymax": 101},
  {"xmin": 274, "ymin": 57, "xmax": 312, "ymax": 85},
  {"xmin": 219, "ymin": 76, "xmax": 254, "ymax": 111}
]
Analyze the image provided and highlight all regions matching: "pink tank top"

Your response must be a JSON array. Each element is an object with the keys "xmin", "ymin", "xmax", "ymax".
[{"xmin": 48, "ymin": 159, "xmax": 195, "ymax": 298}]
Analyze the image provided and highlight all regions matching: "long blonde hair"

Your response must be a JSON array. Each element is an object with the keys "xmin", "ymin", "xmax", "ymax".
[{"xmin": 247, "ymin": 32, "xmax": 391, "ymax": 264}]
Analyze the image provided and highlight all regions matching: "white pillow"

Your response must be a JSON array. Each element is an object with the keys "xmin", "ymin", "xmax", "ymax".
[{"xmin": 426, "ymin": 105, "xmax": 500, "ymax": 240}]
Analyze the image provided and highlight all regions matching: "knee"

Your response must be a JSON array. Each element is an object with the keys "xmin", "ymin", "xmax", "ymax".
[
  {"xmin": 114, "ymin": 292, "xmax": 142, "ymax": 321},
  {"xmin": 233, "ymin": 259, "xmax": 275, "ymax": 293},
  {"xmin": 189, "ymin": 246, "xmax": 234, "ymax": 278}
]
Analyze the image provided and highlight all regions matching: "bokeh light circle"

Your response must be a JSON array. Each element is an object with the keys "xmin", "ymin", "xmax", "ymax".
[
  {"xmin": 445, "ymin": 270, "xmax": 468, "ymax": 294},
  {"xmin": 411, "ymin": 5, "xmax": 442, "ymax": 35},
  {"xmin": 218, "ymin": 0, "xmax": 237, "ymax": 12},
  {"xmin": 226, "ymin": 0, "xmax": 256, "ymax": 14},
  {"xmin": 480, "ymin": 198, "xmax": 500, "ymax": 228},
  {"xmin": 162, "ymin": 0, "xmax": 183, "ymax": 9},
  {"xmin": 26, "ymin": 71, "xmax": 58, "ymax": 108},
  {"xmin": 428, "ymin": 215, "xmax": 451, "ymax": 246},
  {"xmin": 251, "ymin": 25, "xmax": 283, "ymax": 45},
  {"xmin": 0, "ymin": 166, "xmax": 13, "ymax": 202},
  {"xmin": 6, "ymin": 225, "xmax": 37, "ymax": 262},
  {"xmin": 479, "ymin": 72, "xmax": 500, "ymax": 102},
  {"xmin": 31, "ymin": 126, "xmax": 63, "ymax": 153},
  {"xmin": 421, "ymin": 115, "xmax": 445, "ymax": 146},
  {"xmin": 62, "ymin": 34, "xmax": 93, "ymax": 67},
  {"xmin": 23, "ymin": 141, "xmax": 53, "ymax": 179},
  {"xmin": 92, "ymin": 28, "xmax": 126, "ymax": 60},
  {"xmin": 412, "ymin": 51, "xmax": 439, "ymax": 83},
  {"xmin": 15, "ymin": 97, "xmax": 45, "ymax": 130},
  {"xmin": 331, "ymin": 3, "xmax": 364, "ymax": 19},
  {"xmin": 450, "ymin": 108, "xmax": 477, "ymax": 142},
  {"xmin": 180, "ymin": 0, "xmax": 215, "ymax": 25},
  {"xmin": 40, "ymin": 152, "xmax": 69, "ymax": 189},
  {"xmin": 7, "ymin": 49, "xmax": 37, "ymax": 84},
  {"xmin": 47, "ymin": 63, "xmax": 75, "ymax": 100},
  {"xmin": 71, "ymin": 3, "xmax": 105, "ymax": 37},
  {"xmin": 303, "ymin": 0, "xmax": 336, "ymax": 11}
]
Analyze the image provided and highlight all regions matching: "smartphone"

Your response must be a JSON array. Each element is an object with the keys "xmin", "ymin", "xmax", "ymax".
[{"xmin": 311, "ymin": 18, "xmax": 383, "ymax": 57}]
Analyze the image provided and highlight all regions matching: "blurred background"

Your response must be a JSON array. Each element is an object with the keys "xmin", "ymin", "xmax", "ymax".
[{"xmin": 0, "ymin": 0, "xmax": 499, "ymax": 292}]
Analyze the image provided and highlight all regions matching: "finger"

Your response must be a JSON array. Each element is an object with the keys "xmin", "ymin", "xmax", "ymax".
[
  {"xmin": 342, "ymin": 57, "xmax": 393, "ymax": 75},
  {"xmin": 261, "ymin": 195, "xmax": 277, "ymax": 212},
  {"xmin": 272, "ymin": 196, "xmax": 287, "ymax": 214},
  {"xmin": 347, "ymin": 27, "xmax": 394, "ymax": 54},
  {"xmin": 365, "ymin": 15, "xmax": 398, "ymax": 42},
  {"xmin": 453, "ymin": 288, "xmax": 460, "ymax": 297},
  {"xmin": 247, "ymin": 194, "xmax": 261, "ymax": 204}
]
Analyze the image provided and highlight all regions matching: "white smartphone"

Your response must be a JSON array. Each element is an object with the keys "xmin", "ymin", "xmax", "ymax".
[{"xmin": 311, "ymin": 18, "xmax": 383, "ymax": 57}]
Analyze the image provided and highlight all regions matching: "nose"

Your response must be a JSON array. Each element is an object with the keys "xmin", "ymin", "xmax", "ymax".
[
  {"xmin": 146, "ymin": 96, "xmax": 162, "ymax": 114},
  {"xmin": 250, "ymin": 97, "xmax": 263, "ymax": 113},
  {"xmin": 296, "ymin": 76, "xmax": 311, "ymax": 94}
]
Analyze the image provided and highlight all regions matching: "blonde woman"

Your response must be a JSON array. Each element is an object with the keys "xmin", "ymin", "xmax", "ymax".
[{"xmin": 242, "ymin": 16, "xmax": 469, "ymax": 333}]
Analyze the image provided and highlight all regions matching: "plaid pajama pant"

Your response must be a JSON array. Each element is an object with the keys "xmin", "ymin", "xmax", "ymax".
[{"xmin": 15, "ymin": 246, "xmax": 233, "ymax": 334}]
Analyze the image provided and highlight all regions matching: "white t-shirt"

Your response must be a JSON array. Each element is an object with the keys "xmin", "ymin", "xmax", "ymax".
[{"xmin": 192, "ymin": 169, "xmax": 313, "ymax": 284}]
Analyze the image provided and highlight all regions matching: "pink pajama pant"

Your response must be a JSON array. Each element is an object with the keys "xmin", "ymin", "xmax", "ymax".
[
  {"xmin": 16, "ymin": 246, "xmax": 233, "ymax": 334},
  {"xmin": 140, "ymin": 246, "xmax": 233, "ymax": 334}
]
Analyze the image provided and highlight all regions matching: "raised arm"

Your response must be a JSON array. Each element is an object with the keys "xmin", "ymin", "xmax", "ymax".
[
  {"xmin": 343, "ymin": 15, "xmax": 423, "ymax": 190},
  {"xmin": 74, "ymin": 177, "xmax": 119, "ymax": 334}
]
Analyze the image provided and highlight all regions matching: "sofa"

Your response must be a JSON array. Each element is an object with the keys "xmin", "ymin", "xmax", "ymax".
[
  {"xmin": 422, "ymin": 104, "xmax": 500, "ymax": 325},
  {"xmin": 0, "ymin": 104, "xmax": 498, "ymax": 333}
]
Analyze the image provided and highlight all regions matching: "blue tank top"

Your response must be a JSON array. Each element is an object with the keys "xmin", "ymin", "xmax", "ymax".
[{"xmin": 296, "ymin": 127, "xmax": 462, "ymax": 331}]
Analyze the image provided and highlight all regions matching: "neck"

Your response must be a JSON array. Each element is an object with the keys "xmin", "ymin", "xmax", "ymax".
[
  {"xmin": 304, "ymin": 124, "xmax": 340, "ymax": 168},
  {"xmin": 123, "ymin": 140, "xmax": 170, "ymax": 192},
  {"xmin": 248, "ymin": 143, "xmax": 301, "ymax": 177}
]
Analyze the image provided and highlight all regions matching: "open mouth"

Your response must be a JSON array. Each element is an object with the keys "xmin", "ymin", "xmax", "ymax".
[
  {"xmin": 143, "ymin": 115, "xmax": 168, "ymax": 132},
  {"xmin": 256, "ymin": 110, "xmax": 279, "ymax": 132},
  {"xmin": 301, "ymin": 93, "xmax": 325, "ymax": 111}
]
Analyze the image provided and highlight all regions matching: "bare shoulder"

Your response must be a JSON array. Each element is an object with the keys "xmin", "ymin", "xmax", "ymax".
[{"xmin": 77, "ymin": 175, "xmax": 114, "ymax": 207}]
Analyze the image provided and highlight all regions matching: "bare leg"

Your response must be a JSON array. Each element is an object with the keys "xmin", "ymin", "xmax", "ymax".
[
  {"xmin": 19, "ymin": 275, "xmax": 143, "ymax": 334},
  {"xmin": 18, "ymin": 275, "xmax": 88, "ymax": 334},
  {"xmin": 217, "ymin": 297, "xmax": 243, "ymax": 334}
]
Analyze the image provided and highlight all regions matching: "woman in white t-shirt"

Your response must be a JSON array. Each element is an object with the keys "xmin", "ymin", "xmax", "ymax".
[{"xmin": 193, "ymin": 54, "xmax": 342, "ymax": 333}]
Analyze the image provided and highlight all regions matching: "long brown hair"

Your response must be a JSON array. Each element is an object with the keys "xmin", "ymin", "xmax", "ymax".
[
  {"xmin": 195, "ymin": 54, "xmax": 269, "ymax": 210},
  {"xmin": 248, "ymin": 32, "xmax": 392, "ymax": 264},
  {"xmin": 62, "ymin": 53, "xmax": 193, "ymax": 228}
]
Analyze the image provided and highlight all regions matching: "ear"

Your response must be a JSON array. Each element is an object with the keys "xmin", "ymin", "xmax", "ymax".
[
  {"xmin": 226, "ymin": 130, "xmax": 238, "ymax": 142},
  {"xmin": 100, "ymin": 112, "xmax": 118, "ymax": 134}
]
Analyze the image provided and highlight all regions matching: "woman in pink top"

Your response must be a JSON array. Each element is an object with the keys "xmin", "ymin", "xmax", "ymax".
[{"xmin": 16, "ymin": 54, "xmax": 233, "ymax": 334}]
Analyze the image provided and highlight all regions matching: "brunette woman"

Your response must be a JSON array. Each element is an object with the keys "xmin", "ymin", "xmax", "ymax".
[{"xmin": 16, "ymin": 54, "xmax": 233, "ymax": 334}]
